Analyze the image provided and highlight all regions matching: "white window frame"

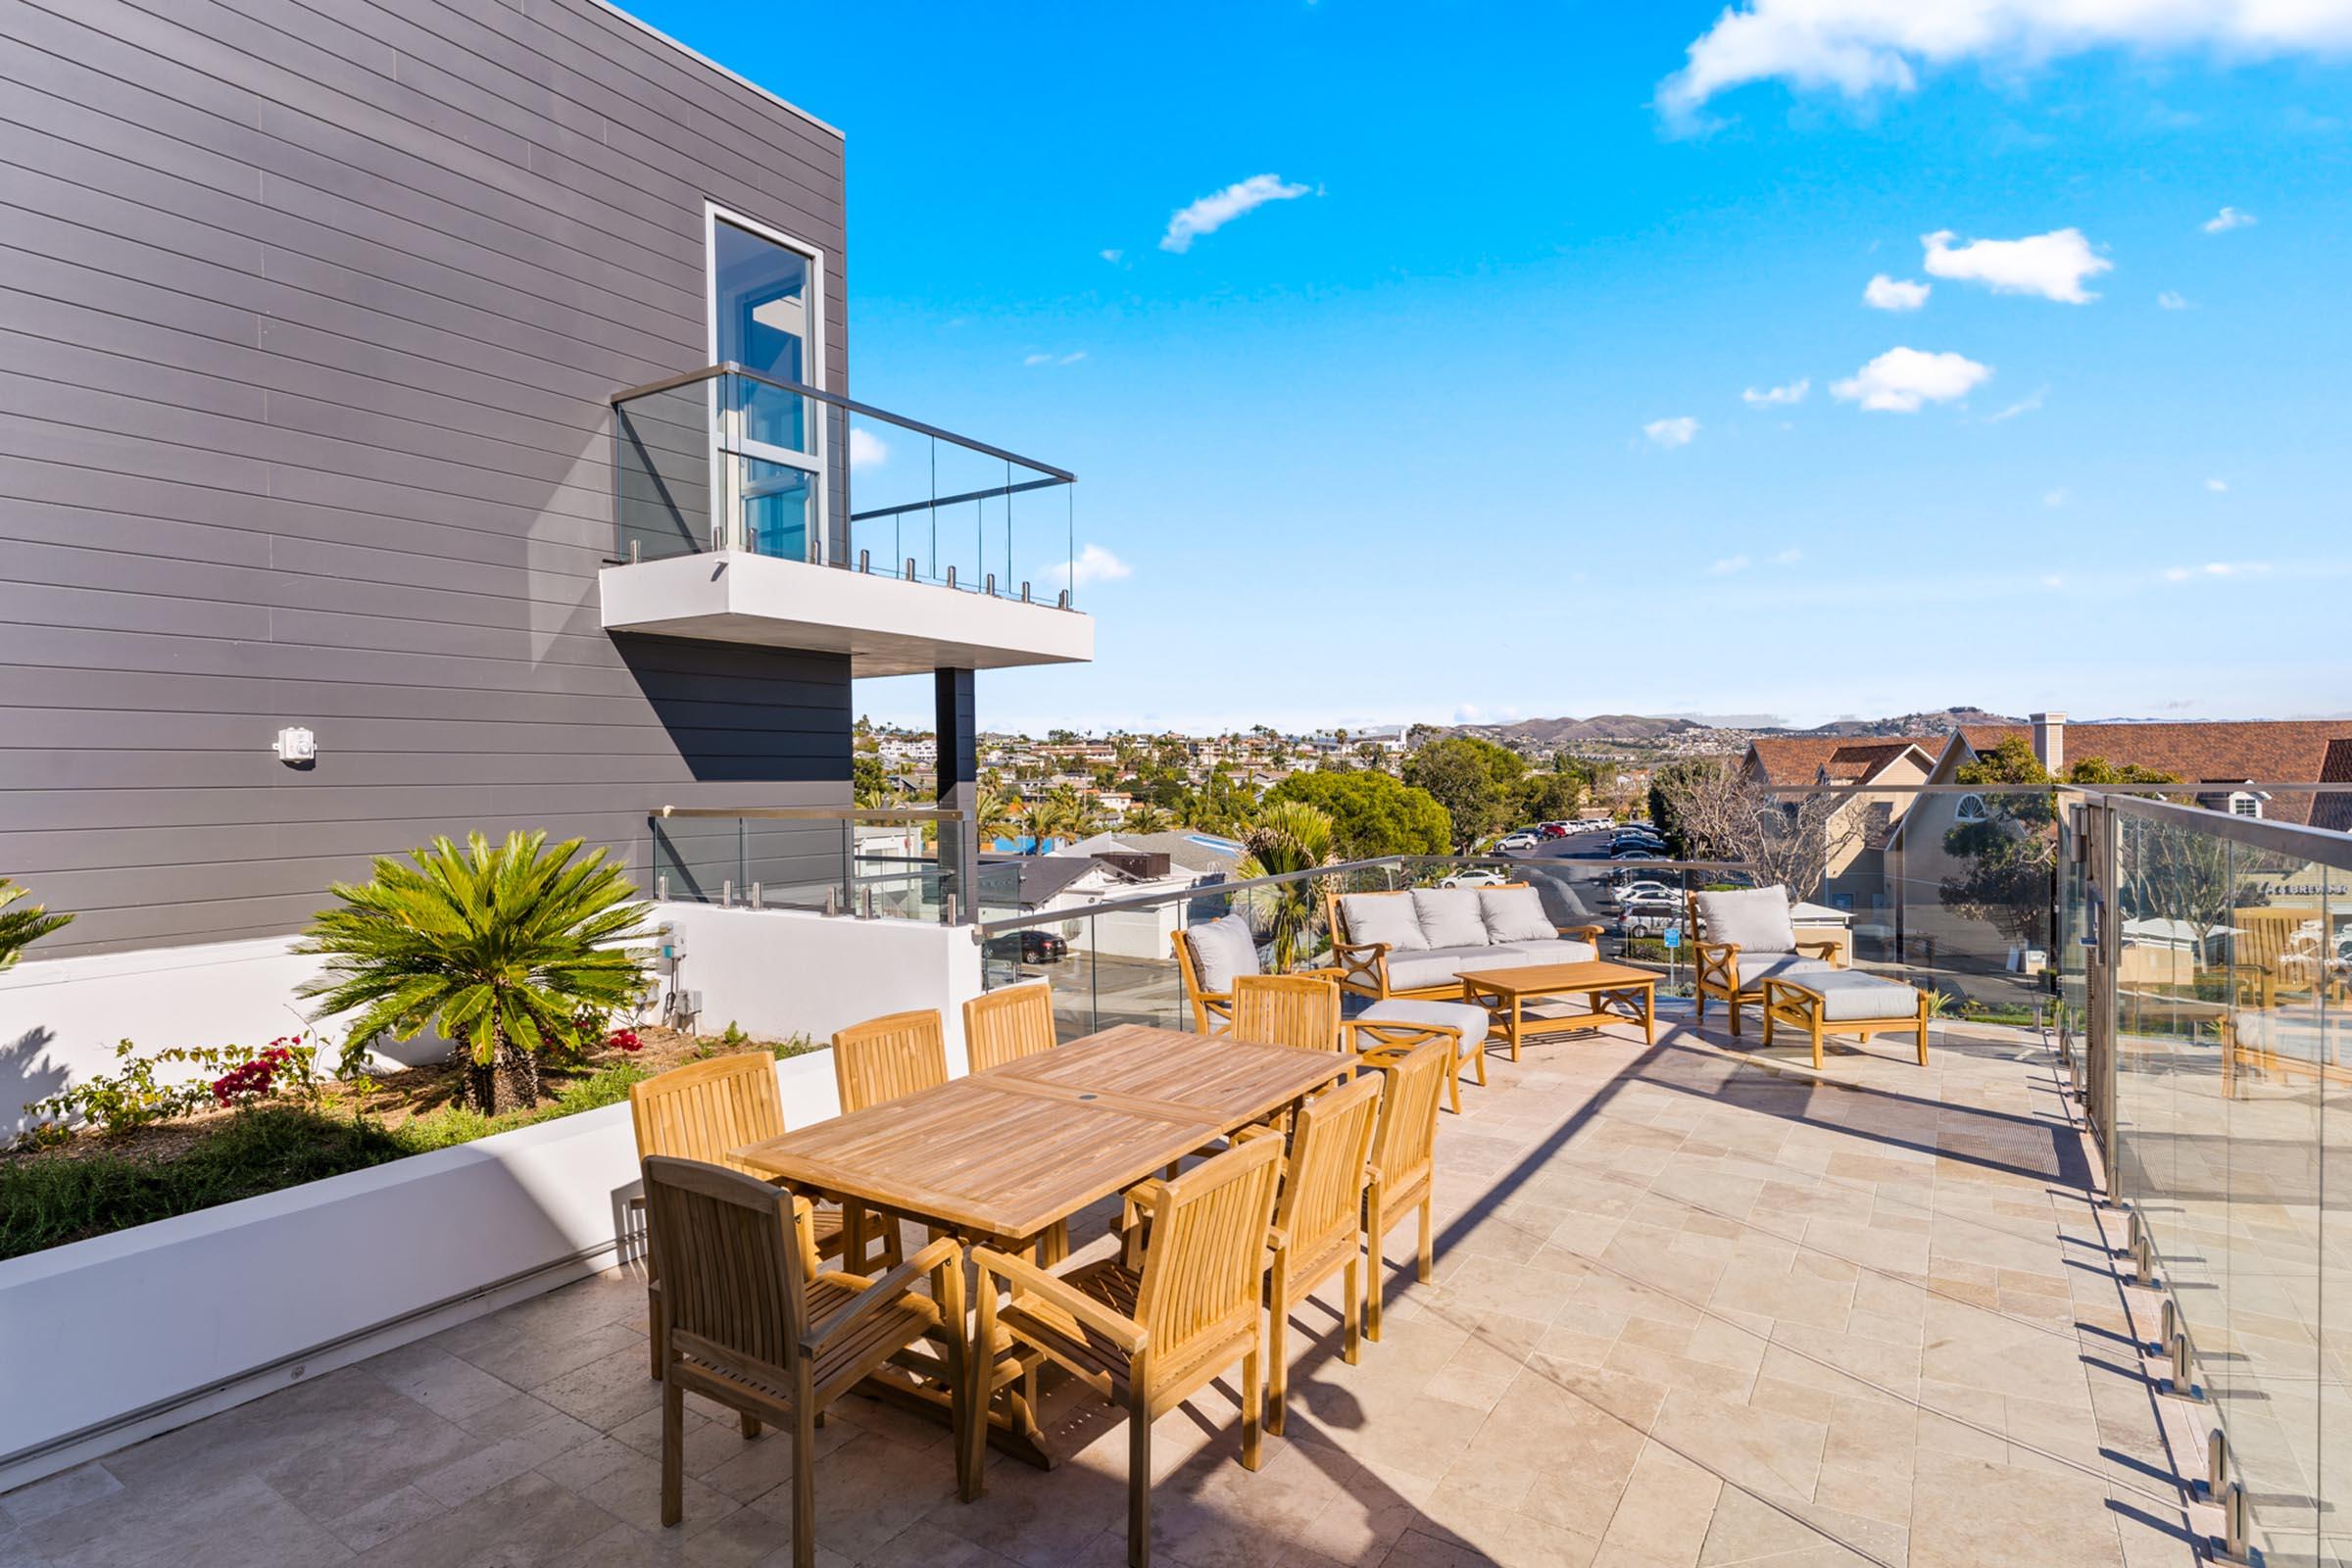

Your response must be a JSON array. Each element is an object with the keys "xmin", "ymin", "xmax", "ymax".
[
  {"xmin": 705, "ymin": 203, "xmax": 829, "ymax": 560},
  {"xmin": 1954, "ymin": 793, "xmax": 1988, "ymax": 823},
  {"xmin": 2229, "ymin": 791, "xmax": 2264, "ymax": 819}
]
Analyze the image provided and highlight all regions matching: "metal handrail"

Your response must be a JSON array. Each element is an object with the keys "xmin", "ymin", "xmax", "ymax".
[
  {"xmin": 609, "ymin": 362, "xmax": 1075, "ymax": 481},
  {"xmin": 656, "ymin": 804, "xmax": 964, "ymax": 823},
  {"xmin": 2087, "ymin": 790, "xmax": 2352, "ymax": 869}
]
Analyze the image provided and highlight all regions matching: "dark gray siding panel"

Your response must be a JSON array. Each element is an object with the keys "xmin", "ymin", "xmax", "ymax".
[{"xmin": 0, "ymin": 0, "xmax": 852, "ymax": 957}]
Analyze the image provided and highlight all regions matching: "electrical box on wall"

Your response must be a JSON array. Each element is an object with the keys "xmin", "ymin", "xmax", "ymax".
[{"xmin": 272, "ymin": 726, "xmax": 318, "ymax": 764}]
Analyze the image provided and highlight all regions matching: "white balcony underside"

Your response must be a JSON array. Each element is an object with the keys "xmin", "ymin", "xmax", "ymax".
[{"xmin": 599, "ymin": 552, "xmax": 1093, "ymax": 675}]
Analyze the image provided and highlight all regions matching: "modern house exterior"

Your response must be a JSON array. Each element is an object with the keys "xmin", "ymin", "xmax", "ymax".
[{"xmin": 0, "ymin": 0, "xmax": 1089, "ymax": 1122}]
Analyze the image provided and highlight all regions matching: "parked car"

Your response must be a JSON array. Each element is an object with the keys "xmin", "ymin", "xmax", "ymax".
[
  {"xmin": 1611, "ymin": 878, "xmax": 1675, "ymax": 907},
  {"xmin": 1538, "ymin": 823, "xmax": 1570, "ymax": 840},
  {"xmin": 1611, "ymin": 849, "xmax": 1662, "ymax": 862},
  {"xmin": 986, "ymin": 928, "xmax": 1067, "ymax": 966},
  {"xmin": 1495, "ymin": 832, "xmax": 1542, "ymax": 853},
  {"xmin": 1442, "ymin": 866, "xmax": 1509, "ymax": 888}
]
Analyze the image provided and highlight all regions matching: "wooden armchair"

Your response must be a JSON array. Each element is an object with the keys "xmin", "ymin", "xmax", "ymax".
[
  {"xmin": 963, "ymin": 982, "xmax": 1057, "ymax": 1072},
  {"xmin": 966, "ymin": 1135, "xmax": 1287, "ymax": 1568},
  {"xmin": 641, "ymin": 1155, "xmax": 965, "ymax": 1568},
  {"xmin": 1685, "ymin": 887, "xmax": 1842, "ymax": 1038},
  {"xmin": 1229, "ymin": 972, "xmax": 1346, "ymax": 1054},
  {"xmin": 1236, "ymin": 1070, "xmax": 1384, "ymax": 1435},
  {"xmin": 628, "ymin": 1053, "xmax": 893, "ymax": 1379},
  {"xmin": 1356, "ymin": 1035, "xmax": 1450, "ymax": 1342}
]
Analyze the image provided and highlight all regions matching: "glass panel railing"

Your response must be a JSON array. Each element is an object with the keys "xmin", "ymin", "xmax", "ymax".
[
  {"xmin": 646, "ymin": 808, "xmax": 965, "ymax": 923},
  {"xmin": 608, "ymin": 366, "xmax": 1077, "ymax": 601}
]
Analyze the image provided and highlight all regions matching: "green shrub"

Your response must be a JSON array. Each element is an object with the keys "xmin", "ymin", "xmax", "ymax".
[{"xmin": 32, "ymin": 1035, "xmax": 326, "ymax": 1136}]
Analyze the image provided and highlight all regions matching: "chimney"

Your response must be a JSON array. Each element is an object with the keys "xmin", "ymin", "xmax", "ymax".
[{"xmin": 2031, "ymin": 711, "xmax": 2066, "ymax": 775}]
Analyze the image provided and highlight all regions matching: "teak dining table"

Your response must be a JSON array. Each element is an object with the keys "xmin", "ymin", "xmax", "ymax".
[{"xmin": 731, "ymin": 1022, "xmax": 1349, "ymax": 1468}]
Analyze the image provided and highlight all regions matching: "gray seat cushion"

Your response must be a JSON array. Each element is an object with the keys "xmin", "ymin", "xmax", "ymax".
[
  {"xmin": 1359, "ymin": 999, "xmax": 1491, "ymax": 1060},
  {"xmin": 1382, "ymin": 945, "xmax": 1511, "ymax": 992},
  {"xmin": 1412, "ymin": 888, "xmax": 1490, "ymax": 949},
  {"xmin": 1693, "ymin": 887, "xmax": 1798, "ymax": 955},
  {"xmin": 1719, "ymin": 953, "xmax": 1834, "ymax": 991},
  {"xmin": 1338, "ymin": 892, "xmax": 1429, "ymax": 953},
  {"xmin": 1774, "ymin": 970, "xmax": 1922, "ymax": 1021},
  {"xmin": 1181, "ymin": 912, "xmax": 1260, "ymax": 994},
  {"xmin": 1499, "ymin": 938, "xmax": 1600, "ymax": 966},
  {"xmin": 1479, "ymin": 886, "xmax": 1554, "ymax": 943},
  {"xmin": 1381, "ymin": 941, "xmax": 1599, "ymax": 991}
]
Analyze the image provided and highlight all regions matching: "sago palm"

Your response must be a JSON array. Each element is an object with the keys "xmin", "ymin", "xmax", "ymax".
[
  {"xmin": 1233, "ymin": 801, "xmax": 1337, "ymax": 972},
  {"xmin": 298, "ymin": 831, "xmax": 653, "ymax": 1115},
  {"xmin": 0, "ymin": 878, "xmax": 72, "ymax": 970}
]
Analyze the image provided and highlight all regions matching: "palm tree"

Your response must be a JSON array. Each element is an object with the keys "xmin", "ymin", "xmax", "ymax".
[
  {"xmin": 1030, "ymin": 785, "xmax": 1104, "ymax": 850},
  {"xmin": 1123, "ymin": 802, "xmax": 1173, "ymax": 834},
  {"xmin": 1233, "ymin": 801, "xmax": 1337, "ymax": 972},
  {"xmin": 974, "ymin": 779, "xmax": 1019, "ymax": 851},
  {"xmin": 0, "ymin": 878, "xmax": 72, "ymax": 970},
  {"xmin": 298, "ymin": 831, "xmax": 653, "ymax": 1114}
]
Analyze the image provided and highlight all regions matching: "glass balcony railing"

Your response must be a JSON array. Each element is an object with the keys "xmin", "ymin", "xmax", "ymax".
[
  {"xmin": 646, "ymin": 805, "xmax": 972, "ymax": 924},
  {"xmin": 610, "ymin": 365, "xmax": 1080, "ymax": 607}
]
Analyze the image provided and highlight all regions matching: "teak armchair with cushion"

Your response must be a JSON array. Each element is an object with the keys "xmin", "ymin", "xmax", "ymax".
[
  {"xmin": 1323, "ymin": 884, "xmax": 1603, "ymax": 1004},
  {"xmin": 628, "ymin": 1053, "xmax": 893, "ymax": 1378},
  {"xmin": 1356, "ymin": 1035, "xmax": 1450, "ymax": 1342},
  {"xmin": 1686, "ymin": 886, "xmax": 1840, "ymax": 1037},
  {"xmin": 641, "ymin": 1155, "xmax": 965, "ymax": 1568},
  {"xmin": 962, "ymin": 982, "xmax": 1057, "ymax": 1073},
  {"xmin": 1235, "ymin": 1070, "xmax": 1384, "ymax": 1436},
  {"xmin": 966, "ymin": 1136, "xmax": 1287, "ymax": 1568}
]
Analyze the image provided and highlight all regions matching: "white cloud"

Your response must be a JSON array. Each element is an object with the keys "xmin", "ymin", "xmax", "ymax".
[
  {"xmin": 1742, "ymin": 378, "xmax": 1810, "ymax": 406},
  {"xmin": 1923, "ymin": 228, "xmax": 2111, "ymax": 303},
  {"xmin": 1022, "ymin": 351, "xmax": 1088, "ymax": 367},
  {"xmin": 2203, "ymin": 206, "xmax": 2257, "ymax": 233},
  {"xmin": 1064, "ymin": 543, "xmax": 1132, "ymax": 588},
  {"xmin": 1709, "ymin": 554, "xmax": 1753, "ymax": 575},
  {"xmin": 849, "ymin": 427, "xmax": 887, "ymax": 470},
  {"xmin": 2042, "ymin": 574, "xmax": 2067, "ymax": 589},
  {"xmin": 1772, "ymin": 547, "xmax": 1804, "ymax": 564},
  {"xmin": 1831, "ymin": 346, "xmax": 1992, "ymax": 413},
  {"xmin": 1643, "ymin": 416, "xmax": 1699, "ymax": 447},
  {"xmin": 2206, "ymin": 477, "xmax": 2229, "ymax": 492},
  {"xmin": 2043, "ymin": 487, "xmax": 2070, "ymax": 507},
  {"xmin": 1159, "ymin": 174, "xmax": 1312, "ymax": 253},
  {"xmin": 1863, "ymin": 274, "xmax": 1930, "ymax": 311},
  {"xmin": 2157, "ymin": 289, "xmax": 2190, "ymax": 309},
  {"xmin": 2164, "ymin": 561, "xmax": 2269, "ymax": 581},
  {"xmin": 1986, "ymin": 387, "xmax": 2046, "ymax": 421},
  {"xmin": 1658, "ymin": 3, "xmax": 2352, "ymax": 118},
  {"xmin": 1100, "ymin": 248, "xmax": 1124, "ymax": 263}
]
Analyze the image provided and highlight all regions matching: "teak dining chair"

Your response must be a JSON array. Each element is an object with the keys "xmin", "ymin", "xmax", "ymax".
[
  {"xmin": 966, "ymin": 1135, "xmax": 1288, "ymax": 1568},
  {"xmin": 1238, "ymin": 1069, "xmax": 1384, "ymax": 1435},
  {"xmin": 832, "ymin": 1008, "xmax": 952, "ymax": 1111},
  {"xmin": 961, "ymin": 983, "xmax": 1057, "ymax": 1073},
  {"xmin": 628, "ymin": 1053, "xmax": 891, "ymax": 1379},
  {"xmin": 641, "ymin": 1155, "xmax": 966, "ymax": 1568},
  {"xmin": 1227, "ymin": 972, "xmax": 1347, "ymax": 1054},
  {"xmin": 1357, "ymin": 1035, "xmax": 1449, "ymax": 1342}
]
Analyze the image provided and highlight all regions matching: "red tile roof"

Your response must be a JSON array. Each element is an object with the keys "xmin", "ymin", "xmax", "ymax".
[{"xmin": 1745, "ymin": 737, "xmax": 1937, "ymax": 788}]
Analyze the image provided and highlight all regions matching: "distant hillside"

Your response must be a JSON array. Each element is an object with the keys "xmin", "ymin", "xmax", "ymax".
[{"xmin": 1434, "ymin": 706, "xmax": 2023, "ymax": 755}]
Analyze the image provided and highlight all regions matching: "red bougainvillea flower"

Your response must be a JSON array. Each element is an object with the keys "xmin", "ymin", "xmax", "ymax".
[{"xmin": 606, "ymin": 1028, "xmax": 643, "ymax": 1054}]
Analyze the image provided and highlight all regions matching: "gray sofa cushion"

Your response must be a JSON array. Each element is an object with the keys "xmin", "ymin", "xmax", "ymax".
[
  {"xmin": 1412, "ymin": 888, "xmax": 1489, "ymax": 949},
  {"xmin": 1381, "ymin": 941, "xmax": 1598, "ymax": 991},
  {"xmin": 1693, "ymin": 888, "xmax": 1798, "ymax": 954},
  {"xmin": 1479, "ymin": 886, "xmax": 1554, "ymax": 943},
  {"xmin": 1339, "ymin": 892, "xmax": 1428, "ymax": 953},
  {"xmin": 1499, "ymin": 938, "xmax": 1599, "ymax": 966},
  {"xmin": 1181, "ymin": 912, "xmax": 1260, "ymax": 994},
  {"xmin": 1382, "ymin": 946, "xmax": 1508, "ymax": 991},
  {"xmin": 1774, "ymin": 970, "xmax": 1921, "ymax": 1021},
  {"xmin": 1722, "ymin": 953, "xmax": 1833, "ymax": 990}
]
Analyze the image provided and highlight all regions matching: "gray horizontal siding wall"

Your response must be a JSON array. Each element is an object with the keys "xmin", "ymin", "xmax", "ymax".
[{"xmin": 0, "ymin": 0, "xmax": 853, "ymax": 957}]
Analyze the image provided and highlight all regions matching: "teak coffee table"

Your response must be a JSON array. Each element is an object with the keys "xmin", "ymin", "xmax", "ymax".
[{"xmin": 1457, "ymin": 959, "xmax": 1658, "ymax": 1058}]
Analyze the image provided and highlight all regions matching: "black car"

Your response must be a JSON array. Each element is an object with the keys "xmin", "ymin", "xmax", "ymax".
[{"xmin": 983, "ymin": 928, "xmax": 1067, "ymax": 968}]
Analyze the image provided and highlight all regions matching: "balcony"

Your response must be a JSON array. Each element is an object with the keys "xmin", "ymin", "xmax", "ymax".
[{"xmin": 603, "ymin": 366, "xmax": 1092, "ymax": 674}]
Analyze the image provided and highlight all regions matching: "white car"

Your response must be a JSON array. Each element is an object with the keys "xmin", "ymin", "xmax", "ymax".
[
  {"xmin": 1494, "ymin": 832, "xmax": 1542, "ymax": 853},
  {"xmin": 1611, "ymin": 849, "xmax": 1661, "ymax": 862},
  {"xmin": 1442, "ymin": 866, "xmax": 1509, "ymax": 888},
  {"xmin": 1611, "ymin": 878, "xmax": 1674, "ymax": 906}
]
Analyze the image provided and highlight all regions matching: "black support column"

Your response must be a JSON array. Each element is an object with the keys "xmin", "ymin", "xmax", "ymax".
[{"xmin": 934, "ymin": 666, "xmax": 978, "ymax": 923}]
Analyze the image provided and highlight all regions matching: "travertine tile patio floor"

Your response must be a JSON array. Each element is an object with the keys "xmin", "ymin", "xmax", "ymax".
[{"xmin": 0, "ymin": 1007, "xmax": 2200, "ymax": 1568}]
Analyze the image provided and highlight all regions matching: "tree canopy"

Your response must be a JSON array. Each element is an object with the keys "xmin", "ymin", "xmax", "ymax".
[
  {"xmin": 1263, "ymin": 769, "xmax": 1450, "ymax": 859},
  {"xmin": 1402, "ymin": 736, "xmax": 1527, "ymax": 848}
]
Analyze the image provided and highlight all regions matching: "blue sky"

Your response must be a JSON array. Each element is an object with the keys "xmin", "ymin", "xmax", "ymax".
[{"xmin": 633, "ymin": 1, "xmax": 2352, "ymax": 733}]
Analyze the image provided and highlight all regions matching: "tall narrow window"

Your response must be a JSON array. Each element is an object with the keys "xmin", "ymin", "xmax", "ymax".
[{"xmin": 710, "ymin": 214, "xmax": 822, "ymax": 560}]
